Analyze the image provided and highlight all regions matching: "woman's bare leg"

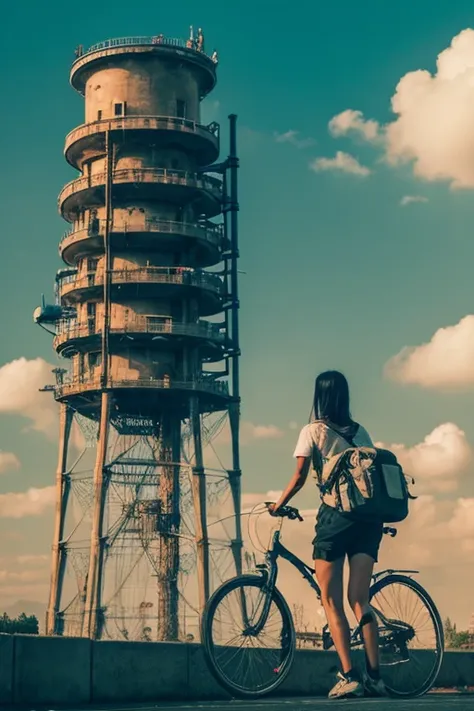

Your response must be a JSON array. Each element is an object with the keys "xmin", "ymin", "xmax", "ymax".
[
  {"xmin": 314, "ymin": 557, "xmax": 352, "ymax": 673},
  {"xmin": 347, "ymin": 553, "xmax": 379, "ymax": 675}
]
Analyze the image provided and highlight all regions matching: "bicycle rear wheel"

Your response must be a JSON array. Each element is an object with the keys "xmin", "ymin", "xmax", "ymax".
[
  {"xmin": 201, "ymin": 574, "xmax": 296, "ymax": 698},
  {"xmin": 370, "ymin": 574, "xmax": 444, "ymax": 697}
]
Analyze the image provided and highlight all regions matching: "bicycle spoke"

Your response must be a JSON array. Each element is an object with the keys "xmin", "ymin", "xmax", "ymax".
[
  {"xmin": 370, "ymin": 576, "xmax": 443, "ymax": 697},
  {"xmin": 204, "ymin": 577, "xmax": 295, "ymax": 695}
]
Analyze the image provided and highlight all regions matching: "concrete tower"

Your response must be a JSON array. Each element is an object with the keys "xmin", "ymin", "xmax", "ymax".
[{"xmin": 35, "ymin": 33, "xmax": 242, "ymax": 641}]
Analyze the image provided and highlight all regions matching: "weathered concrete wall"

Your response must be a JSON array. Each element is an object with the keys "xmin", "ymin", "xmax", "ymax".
[
  {"xmin": 0, "ymin": 636, "xmax": 13, "ymax": 705},
  {"xmin": 92, "ymin": 639, "xmax": 188, "ymax": 702},
  {"xmin": 436, "ymin": 651, "xmax": 474, "ymax": 688},
  {"xmin": 0, "ymin": 634, "xmax": 472, "ymax": 706},
  {"xmin": 12, "ymin": 634, "xmax": 91, "ymax": 705},
  {"xmin": 84, "ymin": 59, "xmax": 200, "ymax": 124}
]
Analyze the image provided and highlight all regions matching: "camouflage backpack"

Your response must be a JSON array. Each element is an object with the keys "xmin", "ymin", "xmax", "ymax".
[{"xmin": 314, "ymin": 425, "xmax": 415, "ymax": 523}]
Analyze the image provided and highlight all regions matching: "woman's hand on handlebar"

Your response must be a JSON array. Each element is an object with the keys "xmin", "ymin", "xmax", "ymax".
[{"xmin": 265, "ymin": 502, "xmax": 304, "ymax": 521}]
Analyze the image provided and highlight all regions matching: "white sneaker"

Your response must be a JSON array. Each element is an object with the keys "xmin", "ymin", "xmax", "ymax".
[
  {"xmin": 328, "ymin": 671, "xmax": 364, "ymax": 699},
  {"xmin": 364, "ymin": 674, "xmax": 389, "ymax": 697}
]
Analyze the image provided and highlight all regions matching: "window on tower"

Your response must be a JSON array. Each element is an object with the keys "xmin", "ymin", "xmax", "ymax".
[
  {"xmin": 114, "ymin": 102, "xmax": 127, "ymax": 117},
  {"xmin": 176, "ymin": 100, "xmax": 186, "ymax": 119},
  {"xmin": 88, "ymin": 352, "xmax": 102, "ymax": 370},
  {"xmin": 97, "ymin": 109, "xmax": 102, "ymax": 120}
]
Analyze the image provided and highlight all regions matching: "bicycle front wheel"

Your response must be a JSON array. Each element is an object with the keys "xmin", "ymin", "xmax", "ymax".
[
  {"xmin": 370, "ymin": 574, "xmax": 444, "ymax": 697},
  {"xmin": 201, "ymin": 574, "xmax": 296, "ymax": 698}
]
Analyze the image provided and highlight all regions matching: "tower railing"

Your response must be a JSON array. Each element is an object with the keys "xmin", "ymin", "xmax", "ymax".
[
  {"xmin": 77, "ymin": 36, "xmax": 216, "ymax": 62},
  {"xmin": 60, "ymin": 219, "xmax": 224, "ymax": 252},
  {"xmin": 65, "ymin": 116, "xmax": 219, "ymax": 152},
  {"xmin": 55, "ymin": 375, "xmax": 230, "ymax": 398},
  {"xmin": 58, "ymin": 266, "xmax": 224, "ymax": 297},
  {"xmin": 58, "ymin": 168, "xmax": 223, "ymax": 209},
  {"xmin": 53, "ymin": 319, "xmax": 225, "ymax": 348}
]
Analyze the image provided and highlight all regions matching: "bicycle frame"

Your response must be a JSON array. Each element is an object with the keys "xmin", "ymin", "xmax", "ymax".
[{"xmin": 246, "ymin": 529, "xmax": 420, "ymax": 651}]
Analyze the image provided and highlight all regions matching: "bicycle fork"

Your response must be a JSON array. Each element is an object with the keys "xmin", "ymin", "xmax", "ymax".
[{"xmin": 242, "ymin": 565, "xmax": 276, "ymax": 636}]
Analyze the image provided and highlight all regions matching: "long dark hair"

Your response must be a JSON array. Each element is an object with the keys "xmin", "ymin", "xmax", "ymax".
[{"xmin": 312, "ymin": 370, "xmax": 352, "ymax": 426}]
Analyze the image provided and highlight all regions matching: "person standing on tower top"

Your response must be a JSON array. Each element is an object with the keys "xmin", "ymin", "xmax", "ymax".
[
  {"xmin": 197, "ymin": 28, "xmax": 204, "ymax": 52},
  {"xmin": 187, "ymin": 25, "xmax": 195, "ymax": 49}
]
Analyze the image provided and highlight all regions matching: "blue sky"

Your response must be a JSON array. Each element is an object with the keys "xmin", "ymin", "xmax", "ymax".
[{"xmin": 1, "ymin": 0, "xmax": 474, "ymax": 625}]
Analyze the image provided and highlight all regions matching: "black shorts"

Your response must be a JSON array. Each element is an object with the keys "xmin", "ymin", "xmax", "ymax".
[{"xmin": 313, "ymin": 503, "xmax": 383, "ymax": 563}]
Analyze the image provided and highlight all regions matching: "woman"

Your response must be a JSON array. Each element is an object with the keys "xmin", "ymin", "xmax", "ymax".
[{"xmin": 269, "ymin": 370, "xmax": 387, "ymax": 699}]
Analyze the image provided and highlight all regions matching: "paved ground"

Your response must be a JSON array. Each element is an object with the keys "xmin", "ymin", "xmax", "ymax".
[{"xmin": 54, "ymin": 693, "xmax": 474, "ymax": 711}]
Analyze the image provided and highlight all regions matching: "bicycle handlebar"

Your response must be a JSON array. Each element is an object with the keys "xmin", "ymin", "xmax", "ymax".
[
  {"xmin": 265, "ymin": 503, "xmax": 304, "ymax": 522},
  {"xmin": 264, "ymin": 504, "xmax": 398, "ymax": 535},
  {"xmin": 264, "ymin": 503, "xmax": 398, "ymax": 536}
]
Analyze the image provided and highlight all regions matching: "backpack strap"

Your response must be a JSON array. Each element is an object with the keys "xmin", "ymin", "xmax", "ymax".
[{"xmin": 313, "ymin": 419, "xmax": 358, "ymax": 447}]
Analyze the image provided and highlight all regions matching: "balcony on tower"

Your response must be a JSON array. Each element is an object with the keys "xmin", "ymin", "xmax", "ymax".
[
  {"xmin": 58, "ymin": 168, "xmax": 223, "ymax": 222},
  {"xmin": 54, "ymin": 315, "xmax": 227, "ymax": 361},
  {"xmin": 59, "ymin": 218, "xmax": 226, "ymax": 268},
  {"xmin": 58, "ymin": 263, "xmax": 225, "ymax": 316},
  {"xmin": 65, "ymin": 117, "xmax": 219, "ymax": 170}
]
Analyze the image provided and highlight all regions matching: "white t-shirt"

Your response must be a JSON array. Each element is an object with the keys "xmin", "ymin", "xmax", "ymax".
[{"xmin": 293, "ymin": 420, "xmax": 373, "ymax": 488}]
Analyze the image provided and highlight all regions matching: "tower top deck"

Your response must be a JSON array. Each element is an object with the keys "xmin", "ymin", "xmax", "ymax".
[{"xmin": 71, "ymin": 35, "xmax": 218, "ymax": 97}]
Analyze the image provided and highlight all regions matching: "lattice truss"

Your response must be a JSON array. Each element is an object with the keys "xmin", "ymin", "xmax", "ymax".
[{"xmin": 57, "ymin": 409, "xmax": 240, "ymax": 641}]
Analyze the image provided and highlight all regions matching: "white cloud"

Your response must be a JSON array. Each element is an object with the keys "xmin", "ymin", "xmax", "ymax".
[
  {"xmin": 16, "ymin": 555, "xmax": 49, "ymax": 566},
  {"xmin": 447, "ymin": 497, "xmax": 474, "ymax": 538},
  {"xmin": 310, "ymin": 151, "xmax": 371, "ymax": 176},
  {"xmin": 329, "ymin": 109, "xmax": 380, "ymax": 142},
  {"xmin": 385, "ymin": 315, "xmax": 474, "ymax": 389},
  {"xmin": 385, "ymin": 29, "xmax": 474, "ymax": 188},
  {"xmin": 0, "ymin": 486, "xmax": 56, "ymax": 518},
  {"xmin": 0, "ymin": 452, "xmax": 20, "ymax": 474},
  {"xmin": 274, "ymin": 130, "xmax": 315, "ymax": 149},
  {"xmin": 213, "ymin": 421, "xmax": 285, "ymax": 448},
  {"xmin": 329, "ymin": 30, "xmax": 474, "ymax": 189},
  {"xmin": 0, "ymin": 358, "xmax": 57, "ymax": 438},
  {"xmin": 244, "ymin": 423, "xmax": 284, "ymax": 440},
  {"xmin": 400, "ymin": 195, "xmax": 429, "ymax": 206},
  {"xmin": 0, "ymin": 569, "xmax": 46, "ymax": 584},
  {"xmin": 376, "ymin": 422, "xmax": 473, "ymax": 493}
]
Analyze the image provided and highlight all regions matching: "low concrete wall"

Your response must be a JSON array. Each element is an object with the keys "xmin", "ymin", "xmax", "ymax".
[
  {"xmin": 437, "ymin": 651, "xmax": 474, "ymax": 688},
  {"xmin": 92, "ymin": 640, "xmax": 188, "ymax": 702},
  {"xmin": 13, "ymin": 634, "xmax": 91, "ymax": 706},
  {"xmin": 0, "ymin": 634, "xmax": 472, "ymax": 705}
]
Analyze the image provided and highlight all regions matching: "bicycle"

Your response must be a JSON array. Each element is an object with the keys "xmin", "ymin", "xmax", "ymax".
[{"xmin": 201, "ymin": 503, "xmax": 444, "ymax": 699}]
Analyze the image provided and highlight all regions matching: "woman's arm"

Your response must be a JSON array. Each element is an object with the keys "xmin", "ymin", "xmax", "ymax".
[{"xmin": 269, "ymin": 456, "xmax": 311, "ymax": 513}]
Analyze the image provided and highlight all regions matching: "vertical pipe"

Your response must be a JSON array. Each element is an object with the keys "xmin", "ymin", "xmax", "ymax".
[
  {"xmin": 101, "ymin": 130, "xmax": 113, "ymax": 388},
  {"xmin": 83, "ymin": 129, "xmax": 114, "ymax": 639},
  {"xmin": 228, "ymin": 114, "xmax": 240, "ymax": 409},
  {"xmin": 156, "ymin": 414, "xmax": 181, "ymax": 641},
  {"xmin": 222, "ymin": 169, "xmax": 230, "ymax": 339},
  {"xmin": 190, "ymin": 396, "xmax": 210, "ymax": 610},
  {"xmin": 82, "ymin": 392, "xmax": 111, "ymax": 638},
  {"xmin": 227, "ymin": 114, "xmax": 243, "ymax": 575},
  {"xmin": 46, "ymin": 403, "xmax": 73, "ymax": 635}
]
